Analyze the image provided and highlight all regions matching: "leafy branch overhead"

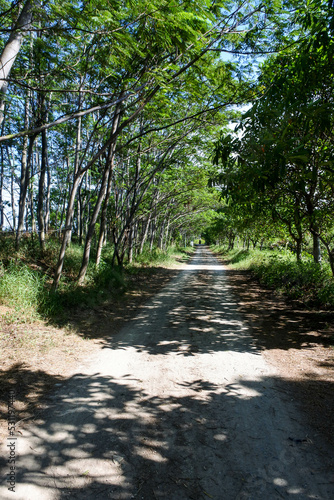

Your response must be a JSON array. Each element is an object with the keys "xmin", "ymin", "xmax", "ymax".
[{"xmin": 1, "ymin": 0, "xmax": 333, "ymax": 289}]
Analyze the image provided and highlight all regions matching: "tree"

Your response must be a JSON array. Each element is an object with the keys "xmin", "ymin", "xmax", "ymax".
[
  {"xmin": 0, "ymin": 0, "xmax": 33, "ymax": 126},
  {"xmin": 0, "ymin": 0, "xmax": 301, "ymax": 288},
  {"xmin": 211, "ymin": 0, "xmax": 334, "ymax": 270}
]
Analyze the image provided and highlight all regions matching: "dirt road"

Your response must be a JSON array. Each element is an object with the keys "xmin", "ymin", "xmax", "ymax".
[{"xmin": 1, "ymin": 246, "xmax": 333, "ymax": 499}]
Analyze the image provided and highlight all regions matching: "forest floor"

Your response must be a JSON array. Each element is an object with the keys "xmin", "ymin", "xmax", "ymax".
[{"xmin": 0, "ymin": 247, "xmax": 334, "ymax": 498}]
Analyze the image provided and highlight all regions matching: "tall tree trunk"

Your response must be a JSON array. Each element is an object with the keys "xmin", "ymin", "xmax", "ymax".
[
  {"xmin": 16, "ymin": 135, "xmax": 36, "ymax": 246},
  {"xmin": 16, "ymin": 75, "xmax": 35, "ymax": 247},
  {"xmin": 77, "ymin": 160, "xmax": 111, "ymax": 284},
  {"xmin": 28, "ymin": 178, "xmax": 37, "ymax": 234},
  {"xmin": 0, "ymin": 143, "xmax": 3, "ymax": 231},
  {"xmin": 96, "ymin": 156, "xmax": 115, "ymax": 266},
  {"xmin": 163, "ymin": 217, "xmax": 170, "ymax": 251},
  {"xmin": 52, "ymin": 174, "xmax": 83, "ymax": 291},
  {"xmin": 158, "ymin": 216, "xmax": 166, "ymax": 250},
  {"xmin": 312, "ymin": 230, "xmax": 321, "ymax": 264},
  {"xmin": 44, "ymin": 157, "xmax": 51, "ymax": 232},
  {"xmin": 78, "ymin": 183, "xmax": 84, "ymax": 245},
  {"xmin": 0, "ymin": 0, "xmax": 33, "ymax": 127},
  {"xmin": 128, "ymin": 223, "xmax": 137, "ymax": 263},
  {"xmin": 10, "ymin": 151, "xmax": 16, "ymax": 231},
  {"xmin": 296, "ymin": 238, "xmax": 302, "ymax": 262},
  {"xmin": 138, "ymin": 214, "xmax": 151, "ymax": 254},
  {"xmin": 150, "ymin": 214, "xmax": 157, "ymax": 251},
  {"xmin": 37, "ymin": 127, "xmax": 48, "ymax": 252},
  {"xmin": 0, "ymin": 115, "xmax": 5, "ymax": 230},
  {"xmin": 95, "ymin": 105, "xmax": 122, "ymax": 266},
  {"xmin": 74, "ymin": 89, "xmax": 83, "ymax": 239}
]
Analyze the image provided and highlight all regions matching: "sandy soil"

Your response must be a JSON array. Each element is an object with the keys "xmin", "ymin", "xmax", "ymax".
[{"xmin": 0, "ymin": 247, "xmax": 333, "ymax": 499}]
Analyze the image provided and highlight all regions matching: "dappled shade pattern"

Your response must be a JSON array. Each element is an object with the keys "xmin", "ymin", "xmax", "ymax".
[{"xmin": 0, "ymin": 248, "xmax": 333, "ymax": 499}]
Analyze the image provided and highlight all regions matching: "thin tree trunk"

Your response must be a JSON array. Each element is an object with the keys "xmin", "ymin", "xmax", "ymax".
[
  {"xmin": 0, "ymin": 143, "xmax": 3, "ymax": 230},
  {"xmin": 44, "ymin": 156, "xmax": 51, "ymax": 232},
  {"xmin": 77, "ymin": 160, "xmax": 111, "ymax": 284},
  {"xmin": 28, "ymin": 178, "xmax": 37, "ymax": 234},
  {"xmin": 10, "ymin": 151, "xmax": 16, "ymax": 231},
  {"xmin": 0, "ymin": 0, "xmax": 33, "ymax": 127},
  {"xmin": 128, "ymin": 222, "xmax": 137, "ymax": 263},
  {"xmin": 312, "ymin": 230, "xmax": 321, "ymax": 264},
  {"xmin": 16, "ymin": 133, "xmax": 36, "ymax": 247},
  {"xmin": 52, "ymin": 174, "xmax": 82, "ymax": 291},
  {"xmin": 74, "ymin": 89, "xmax": 83, "ymax": 239},
  {"xmin": 139, "ymin": 214, "xmax": 151, "ymax": 254},
  {"xmin": 158, "ymin": 216, "xmax": 166, "ymax": 250},
  {"xmin": 37, "ymin": 128, "xmax": 47, "ymax": 251},
  {"xmin": 150, "ymin": 215, "xmax": 157, "ymax": 250},
  {"xmin": 95, "ymin": 105, "xmax": 122, "ymax": 266},
  {"xmin": 96, "ymin": 157, "xmax": 115, "ymax": 266},
  {"xmin": 0, "ymin": 115, "xmax": 5, "ymax": 230},
  {"xmin": 163, "ymin": 217, "xmax": 170, "ymax": 251}
]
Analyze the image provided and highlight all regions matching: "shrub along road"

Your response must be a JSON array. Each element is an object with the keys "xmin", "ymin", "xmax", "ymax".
[{"xmin": 0, "ymin": 247, "xmax": 333, "ymax": 499}]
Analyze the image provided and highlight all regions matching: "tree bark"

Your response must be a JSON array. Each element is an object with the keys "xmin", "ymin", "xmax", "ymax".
[
  {"xmin": 37, "ymin": 128, "xmax": 48, "ymax": 252},
  {"xmin": 138, "ymin": 214, "xmax": 152, "ymax": 254},
  {"xmin": 312, "ymin": 230, "xmax": 322, "ymax": 264},
  {"xmin": 0, "ymin": 0, "xmax": 33, "ymax": 127},
  {"xmin": 16, "ymin": 133, "xmax": 36, "ymax": 247},
  {"xmin": 96, "ymin": 156, "xmax": 115, "ymax": 266},
  {"xmin": 0, "ymin": 143, "xmax": 3, "ymax": 230},
  {"xmin": 77, "ymin": 162, "xmax": 111, "ymax": 284},
  {"xmin": 8, "ymin": 149, "xmax": 16, "ymax": 231},
  {"xmin": 44, "ymin": 157, "xmax": 51, "ymax": 233},
  {"xmin": 52, "ymin": 174, "xmax": 82, "ymax": 291}
]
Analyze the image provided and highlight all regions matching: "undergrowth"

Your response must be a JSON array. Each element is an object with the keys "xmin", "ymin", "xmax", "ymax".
[
  {"xmin": 212, "ymin": 246, "xmax": 334, "ymax": 309},
  {"xmin": 133, "ymin": 245, "xmax": 194, "ymax": 267},
  {"xmin": 0, "ymin": 262, "xmax": 59, "ymax": 322},
  {"xmin": 0, "ymin": 237, "xmax": 193, "ymax": 322}
]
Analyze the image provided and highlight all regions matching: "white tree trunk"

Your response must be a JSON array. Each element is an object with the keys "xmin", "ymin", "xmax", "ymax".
[{"xmin": 0, "ymin": 0, "xmax": 33, "ymax": 126}]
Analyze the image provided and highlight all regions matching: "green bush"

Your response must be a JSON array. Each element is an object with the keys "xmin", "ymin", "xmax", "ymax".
[
  {"xmin": 133, "ymin": 247, "xmax": 171, "ymax": 266},
  {"xmin": 254, "ymin": 256, "xmax": 334, "ymax": 307},
  {"xmin": 92, "ymin": 262, "xmax": 126, "ymax": 290},
  {"xmin": 213, "ymin": 246, "xmax": 334, "ymax": 309}
]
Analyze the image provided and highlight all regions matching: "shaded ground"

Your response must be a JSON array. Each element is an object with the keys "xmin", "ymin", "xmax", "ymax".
[
  {"xmin": 0, "ymin": 247, "xmax": 333, "ymax": 499},
  {"xmin": 224, "ymin": 268, "xmax": 334, "ymax": 446},
  {"xmin": 0, "ymin": 266, "xmax": 180, "ymax": 441}
]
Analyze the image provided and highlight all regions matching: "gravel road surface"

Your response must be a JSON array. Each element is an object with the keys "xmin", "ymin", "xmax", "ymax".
[{"xmin": 1, "ymin": 246, "xmax": 333, "ymax": 499}]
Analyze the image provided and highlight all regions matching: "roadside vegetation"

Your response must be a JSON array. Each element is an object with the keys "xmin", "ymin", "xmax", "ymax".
[
  {"xmin": 212, "ymin": 245, "xmax": 334, "ymax": 310},
  {"xmin": 0, "ymin": 234, "xmax": 194, "ymax": 324}
]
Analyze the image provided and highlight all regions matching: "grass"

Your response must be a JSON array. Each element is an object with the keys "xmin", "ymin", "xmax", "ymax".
[
  {"xmin": 212, "ymin": 245, "xmax": 334, "ymax": 309},
  {"xmin": 132, "ymin": 245, "xmax": 195, "ymax": 267},
  {"xmin": 0, "ymin": 261, "xmax": 59, "ymax": 322},
  {"xmin": 0, "ymin": 236, "xmax": 194, "ymax": 323}
]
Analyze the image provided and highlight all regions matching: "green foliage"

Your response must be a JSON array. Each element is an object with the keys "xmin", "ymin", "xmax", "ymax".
[
  {"xmin": 0, "ymin": 262, "xmax": 60, "ymax": 322},
  {"xmin": 134, "ymin": 247, "xmax": 173, "ymax": 266},
  {"xmin": 215, "ymin": 246, "xmax": 334, "ymax": 309},
  {"xmin": 256, "ymin": 256, "xmax": 334, "ymax": 308},
  {"xmin": 211, "ymin": 0, "xmax": 334, "ymax": 271},
  {"xmin": 92, "ymin": 263, "xmax": 126, "ymax": 290}
]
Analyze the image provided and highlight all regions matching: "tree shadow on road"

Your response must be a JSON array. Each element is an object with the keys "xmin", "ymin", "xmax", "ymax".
[
  {"xmin": 225, "ymin": 268, "xmax": 334, "ymax": 352},
  {"xmin": 1, "ymin": 370, "xmax": 333, "ymax": 499},
  {"xmin": 1, "ymin": 248, "xmax": 333, "ymax": 498}
]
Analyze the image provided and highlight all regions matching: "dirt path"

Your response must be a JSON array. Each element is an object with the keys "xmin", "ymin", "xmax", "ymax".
[{"xmin": 1, "ymin": 247, "xmax": 333, "ymax": 499}]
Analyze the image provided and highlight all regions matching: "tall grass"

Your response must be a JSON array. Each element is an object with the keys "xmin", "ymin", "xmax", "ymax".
[
  {"xmin": 0, "ymin": 238, "xmax": 195, "ymax": 322},
  {"xmin": 212, "ymin": 246, "xmax": 334, "ymax": 309},
  {"xmin": 0, "ymin": 262, "xmax": 59, "ymax": 322},
  {"xmin": 133, "ymin": 245, "xmax": 194, "ymax": 267}
]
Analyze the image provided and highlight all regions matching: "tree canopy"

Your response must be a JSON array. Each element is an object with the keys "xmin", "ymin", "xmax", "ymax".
[
  {"xmin": 210, "ymin": 0, "xmax": 334, "ymax": 273},
  {"xmin": 1, "ymin": 0, "xmax": 333, "ymax": 285}
]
